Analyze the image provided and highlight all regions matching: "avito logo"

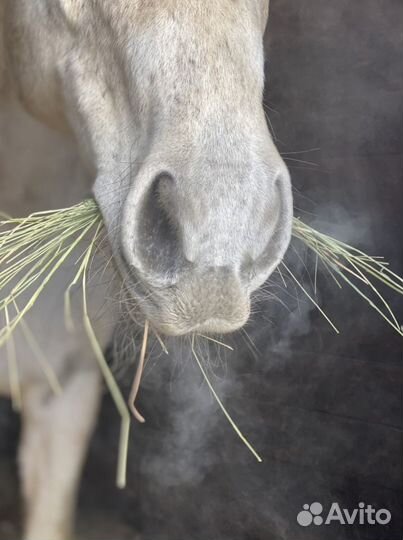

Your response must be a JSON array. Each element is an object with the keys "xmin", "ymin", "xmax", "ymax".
[{"xmin": 297, "ymin": 502, "xmax": 391, "ymax": 527}]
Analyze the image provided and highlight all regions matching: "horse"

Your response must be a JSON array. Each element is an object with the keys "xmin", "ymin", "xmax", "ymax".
[{"xmin": 0, "ymin": 1, "xmax": 292, "ymax": 538}]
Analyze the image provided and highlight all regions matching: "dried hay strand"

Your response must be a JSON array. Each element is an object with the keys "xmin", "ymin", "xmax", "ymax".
[{"xmin": 0, "ymin": 199, "xmax": 402, "ymax": 486}]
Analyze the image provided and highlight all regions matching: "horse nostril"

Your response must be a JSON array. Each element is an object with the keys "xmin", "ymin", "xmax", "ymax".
[
  {"xmin": 241, "ymin": 163, "xmax": 293, "ymax": 289},
  {"xmin": 132, "ymin": 172, "xmax": 186, "ymax": 286}
]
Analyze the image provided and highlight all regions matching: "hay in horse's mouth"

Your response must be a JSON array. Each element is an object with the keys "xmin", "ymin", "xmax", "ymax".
[{"xmin": 0, "ymin": 199, "xmax": 402, "ymax": 487}]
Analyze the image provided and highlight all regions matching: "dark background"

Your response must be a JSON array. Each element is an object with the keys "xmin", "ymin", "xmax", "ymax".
[{"xmin": 1, "ymin": 1, "xmax": 402, "ymax": 539}]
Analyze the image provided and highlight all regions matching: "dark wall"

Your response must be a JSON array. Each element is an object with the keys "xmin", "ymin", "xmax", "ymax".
[{"xmin": 0, "ymin": 1, "xmax": 402, "ymax": 539}]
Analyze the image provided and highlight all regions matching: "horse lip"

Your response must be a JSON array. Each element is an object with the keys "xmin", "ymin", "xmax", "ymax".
[
  {"xmin": 151, "ymin": 314, "xmax": 249, "ymax": 337},
  {"xmin": 116, "ymin": 249, "xmax": 251, "ymax": 336}
]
